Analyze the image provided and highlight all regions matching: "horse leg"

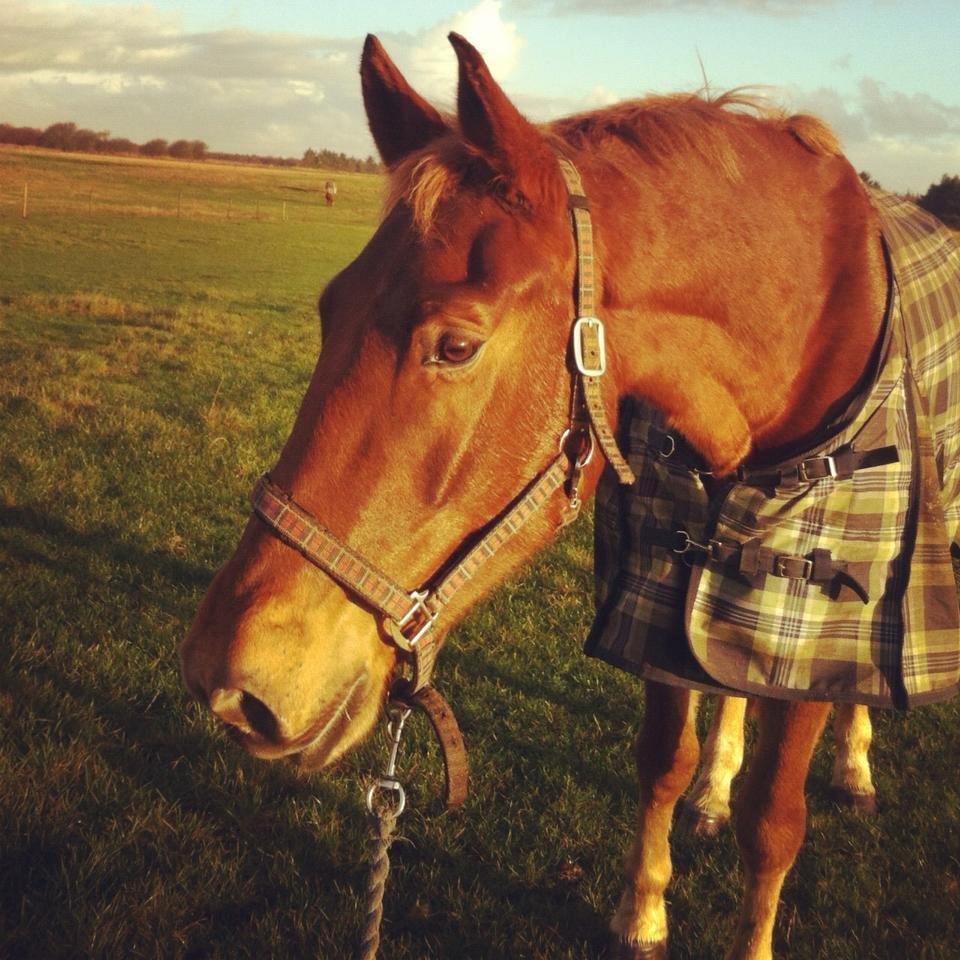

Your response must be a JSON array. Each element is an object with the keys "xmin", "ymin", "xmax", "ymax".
[
  {"xmin": 680, "ymin": 694, "xmax": 748, "ymax": 837},
  {"xmin": 726, "ymin": 699, "xmax": 831, "ymax": 960},
  {"xmin": 828, "ymin": 703, "xmax": 876, "ymax": 814},
  {"xmin": 610, "ymin": 681, "xmax": 701, "ymax": 959}
]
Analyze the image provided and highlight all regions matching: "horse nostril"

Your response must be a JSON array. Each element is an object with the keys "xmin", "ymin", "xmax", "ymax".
[
  {"xmin": 238, "ymin": 691, "xmax": 281, "ymax": 742},
  {"xmin": 209, "ymin": 687, "xmax": 281, "ymax": 743}
]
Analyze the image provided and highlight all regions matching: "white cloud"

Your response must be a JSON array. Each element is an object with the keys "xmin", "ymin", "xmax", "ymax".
[
  {"xmin": 0, "ymin": 0, "xmax": 526, "ymax": 158},
  {"xmin": 128, "ymin": 45, "xmax": 193, "ymax": 65},
  {"xmin": 853, "ymin": 137, "xmax": 960, "ymax": 196},
  {"xmin": 520, "ymin": 84, "xmax": 621, "ymax": 122},
  {"xmin": 0, "ymin": 0, "xmax": 366, "ymax": 154},
  {"xmin": 1, "ymin": 0, "xmax": 956, "ymax": 192},
  {"xmin": 451, "ymin": 0, "xmax": 523, "ymax": 78},
  {"xmin": 514, "ymin": 0, "xmax": 837, "ymax": 14},
  {"xmin": 784, "ymin": 84, "xmax": 868, "ymax": 144},
  {"xmin": 858, "ymin": 77, "xmax": 960, "ymax": 140},
  {"xmin": 778, "ymin": 78, "xmax": 960, "ymax": 192},
  {"xmin": 380, "ymin": 0, "xmax": 523, "ymax": 103}
]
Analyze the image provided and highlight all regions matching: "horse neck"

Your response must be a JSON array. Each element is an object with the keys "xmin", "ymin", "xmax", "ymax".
[{"xmin": 572, "ymin": 138, "xmax": 888, "ymax": 474}]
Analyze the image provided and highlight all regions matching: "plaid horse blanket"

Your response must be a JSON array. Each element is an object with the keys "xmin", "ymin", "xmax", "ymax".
[{"xmin": 587, "ymin": 190, "xmax": 960, "ymax": 708}]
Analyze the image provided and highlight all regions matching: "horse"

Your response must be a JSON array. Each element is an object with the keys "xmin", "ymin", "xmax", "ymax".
[
  {"xmin": 181, "ymin": 32, "xmax": 960, "ymax": 960},
  {"xmin": 683, "ymin": 698, "xmax": 876, "ymax": 838}
]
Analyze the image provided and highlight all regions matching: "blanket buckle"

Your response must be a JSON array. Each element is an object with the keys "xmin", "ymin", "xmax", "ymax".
[
  {"xmin": 774, "ymin": 555, "xmax": 814, "ymax": 580},
  {"xmin": 798, "ymin": 455, "xmax": 838, "ymax": 482}
]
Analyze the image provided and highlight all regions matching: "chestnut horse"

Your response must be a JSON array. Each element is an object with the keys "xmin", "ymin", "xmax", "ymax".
[
  {"xmin": 683, "ymin": 697, "xmax": 876, "ymax": 838},
  {"xmin": 182, "ymin": 33, "xmax": 895, "ymax": 960}
]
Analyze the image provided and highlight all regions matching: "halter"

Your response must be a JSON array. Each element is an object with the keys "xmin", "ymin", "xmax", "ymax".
[{"xmin": 250, "ymin": 155, "xmax": 632, "ymax": 808}]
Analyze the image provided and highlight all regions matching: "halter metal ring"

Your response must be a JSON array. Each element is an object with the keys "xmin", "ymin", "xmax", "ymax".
[
  {"xmin": 559, "ymin": 427, "xmax": 595, "ymax": 469},
  {"xmin": 366, "ymin": 778, "xmax": 407, "ymax": 818}
]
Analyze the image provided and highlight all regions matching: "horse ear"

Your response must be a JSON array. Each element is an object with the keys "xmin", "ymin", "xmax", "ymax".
[
  {"xmin": 361, "ymin": 35, "xmax": 448, "ymax": 169},
  {"xmin": 449, "ymin": 32, "xmax": 546, "ymax": 178}
]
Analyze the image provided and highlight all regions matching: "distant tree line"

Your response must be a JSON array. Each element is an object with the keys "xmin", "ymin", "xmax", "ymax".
[
  {"xmin": 0, "ymin": 120, "xmax": 383, "ymax": 173},
  {"xmin": 301, "ymin": 148, "xmax": 382, "ymax": 174},
  {"xmin": 1, "ymin": 121, "xmax": 954, "ymax": 208},
  {"xmin": 0, "ymin": 121, "xmax": 208, "ymax": 161},
  {"xmin": 918, "ymin": 175, "xmax": 960, "ymax": 229}
]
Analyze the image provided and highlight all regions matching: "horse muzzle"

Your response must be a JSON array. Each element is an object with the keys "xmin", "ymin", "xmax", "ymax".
[
  {"xmin": 204, "ymin": 674, "xmax": 371, "ymax": 768},
  {"xmin": 180, "ymin": 537, "xmax": 397, "ymax": 770}
]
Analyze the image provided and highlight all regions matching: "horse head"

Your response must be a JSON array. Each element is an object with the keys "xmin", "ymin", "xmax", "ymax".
[{"xmin": 180, "ymin": 34, "xmax": 594, "ymax": 770}]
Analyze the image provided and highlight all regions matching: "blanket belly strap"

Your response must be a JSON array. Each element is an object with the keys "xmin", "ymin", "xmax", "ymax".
[{"xmin": 641, "ymin": 527, "xmax": 870, "ymax": 602}]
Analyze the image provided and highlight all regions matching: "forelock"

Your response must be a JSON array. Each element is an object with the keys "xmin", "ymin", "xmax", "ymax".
[{"xmin": 384, "ymin": 143, "xmax": 466, "ymax": 236}]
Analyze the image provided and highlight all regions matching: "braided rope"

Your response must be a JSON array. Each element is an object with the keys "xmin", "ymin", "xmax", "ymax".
[{"xmin": 355, "ymin": 808, "xmax": 400, "ymax": 960}]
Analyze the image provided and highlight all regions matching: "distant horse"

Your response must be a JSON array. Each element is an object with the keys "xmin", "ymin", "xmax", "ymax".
[{"xmin": 182, "ymin": 33, "xmax": 960, "ymax": 960}]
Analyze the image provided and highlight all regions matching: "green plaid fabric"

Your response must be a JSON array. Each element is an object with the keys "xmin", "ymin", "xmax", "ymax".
[{"xmin": 587, "ymin": 191, "xmax": 960, "ymax": 708}]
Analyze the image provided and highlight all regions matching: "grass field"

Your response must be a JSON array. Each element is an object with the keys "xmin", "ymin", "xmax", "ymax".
[{"xmin": 1, "ymin": 146, "xmax": 959, "ymax": 960}]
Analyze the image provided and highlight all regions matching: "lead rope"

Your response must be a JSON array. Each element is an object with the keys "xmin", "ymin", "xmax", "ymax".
[
  {"xmin": 355, "ymin": 704, "xmax": 411, "ymax": 960},
  {"xmin": 356, "ymin": 811, "xmax": 398, "ymax": 960}
]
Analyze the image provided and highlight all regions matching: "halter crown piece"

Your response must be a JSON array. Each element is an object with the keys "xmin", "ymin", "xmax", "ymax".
[{"xmin": 250, "ymin": 154, "xmax": 631, "ymax": 809}]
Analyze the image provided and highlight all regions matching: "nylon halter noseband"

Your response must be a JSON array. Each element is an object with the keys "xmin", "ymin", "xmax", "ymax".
[{"xmin": 249, "ymin": 155, "xmax": 632, "ymax": 804}]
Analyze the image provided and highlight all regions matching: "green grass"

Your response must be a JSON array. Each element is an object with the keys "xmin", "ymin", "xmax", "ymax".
[{"xmin": 2, "ymin": 148, "xmax": 959, "ymax": 960}]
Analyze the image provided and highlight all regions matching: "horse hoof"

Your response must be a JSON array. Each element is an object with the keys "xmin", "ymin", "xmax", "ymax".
[
  {"xmin": 828, "ymin": 785, "xmax": 877, "ymax": 815},
  {"xmin": 609, "ymin": 935, "xmax": 669, "ymax": 960},
  {"xmin": 677, "ymin": 799, "xmax": 729, "ymax": 838}
]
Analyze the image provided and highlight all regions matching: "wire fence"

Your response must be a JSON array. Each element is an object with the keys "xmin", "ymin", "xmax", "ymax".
[{"xmin": 1, "ymin": 182, "xmax": 342, "ymax": 223}]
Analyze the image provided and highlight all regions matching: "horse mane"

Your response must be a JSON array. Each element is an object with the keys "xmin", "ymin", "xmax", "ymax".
[
  {"xmin": 551, "ymin": 91, "xmax": 841, "ymax": 176},
  {"xmin": 386, "ymin": 91, "xmax": 842, "ymax": 234}
]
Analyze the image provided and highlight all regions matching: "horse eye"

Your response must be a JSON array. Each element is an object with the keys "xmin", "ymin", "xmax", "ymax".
[{"xmin": 436, "ymin": 332, "xmax": 481, "ymax": 365}]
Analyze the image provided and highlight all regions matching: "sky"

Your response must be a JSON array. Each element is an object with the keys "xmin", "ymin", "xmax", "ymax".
[{"xmin": 1, "ymin": 0, "xmax": 958, "ymax": 193}]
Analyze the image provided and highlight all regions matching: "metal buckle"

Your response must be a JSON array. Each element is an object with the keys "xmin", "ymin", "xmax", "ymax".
[
  {"xmin": 394, "ymin": 589, "xmax": 438, "ymax": 648},
  {"xmin": 672, "ymin": 530, "xmax": 694, "ymax": 555},
  {"xmin": 671, "ymin": 531, "xmax": 721, "ymax": 562},
  {"xmin": 774, "ymin": 556, "xmax": 814, "ymax": 580},
  {"xmin": 572, "ymin": 316, "xmax": 606, "ymax": 377},
  {"xmin": 798, "ymin": 455, "xmax": 838, "ymax": 482}
]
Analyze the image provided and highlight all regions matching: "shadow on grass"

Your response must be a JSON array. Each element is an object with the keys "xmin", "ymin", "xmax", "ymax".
[
  {"xmin": 2, "ymin": 503, "xmax": 210, "ymax": 580},
  {"xmin": 382, "ymin": 837, "xmax": 613, "ymax": 958},
  {"xmin": 2, "ymin": 502, "xmax": 627, "ymax": 958},
  {"xmin": 6, "ymin": 653, "xmax": 618, "ymax": 958}
]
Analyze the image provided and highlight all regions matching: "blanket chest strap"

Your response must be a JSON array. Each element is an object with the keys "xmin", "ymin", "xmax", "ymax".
[{"xmin": 736, "ymin": 444, "xmax": 899, "ymax": 489}]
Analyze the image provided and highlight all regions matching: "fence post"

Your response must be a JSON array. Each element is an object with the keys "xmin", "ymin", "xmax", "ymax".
[
  {"xmin": 22, "ymin": 183, "xmax": 28, "ymax": 219},
  {"xmin": 282, "ymin": 201, "xmax": 287, "ymax": 222}
]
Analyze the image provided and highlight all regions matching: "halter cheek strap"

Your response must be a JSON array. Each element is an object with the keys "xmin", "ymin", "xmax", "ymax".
[{"xmin": 556, "ymin": 155, "xmax": 635, "ymax": 486}]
